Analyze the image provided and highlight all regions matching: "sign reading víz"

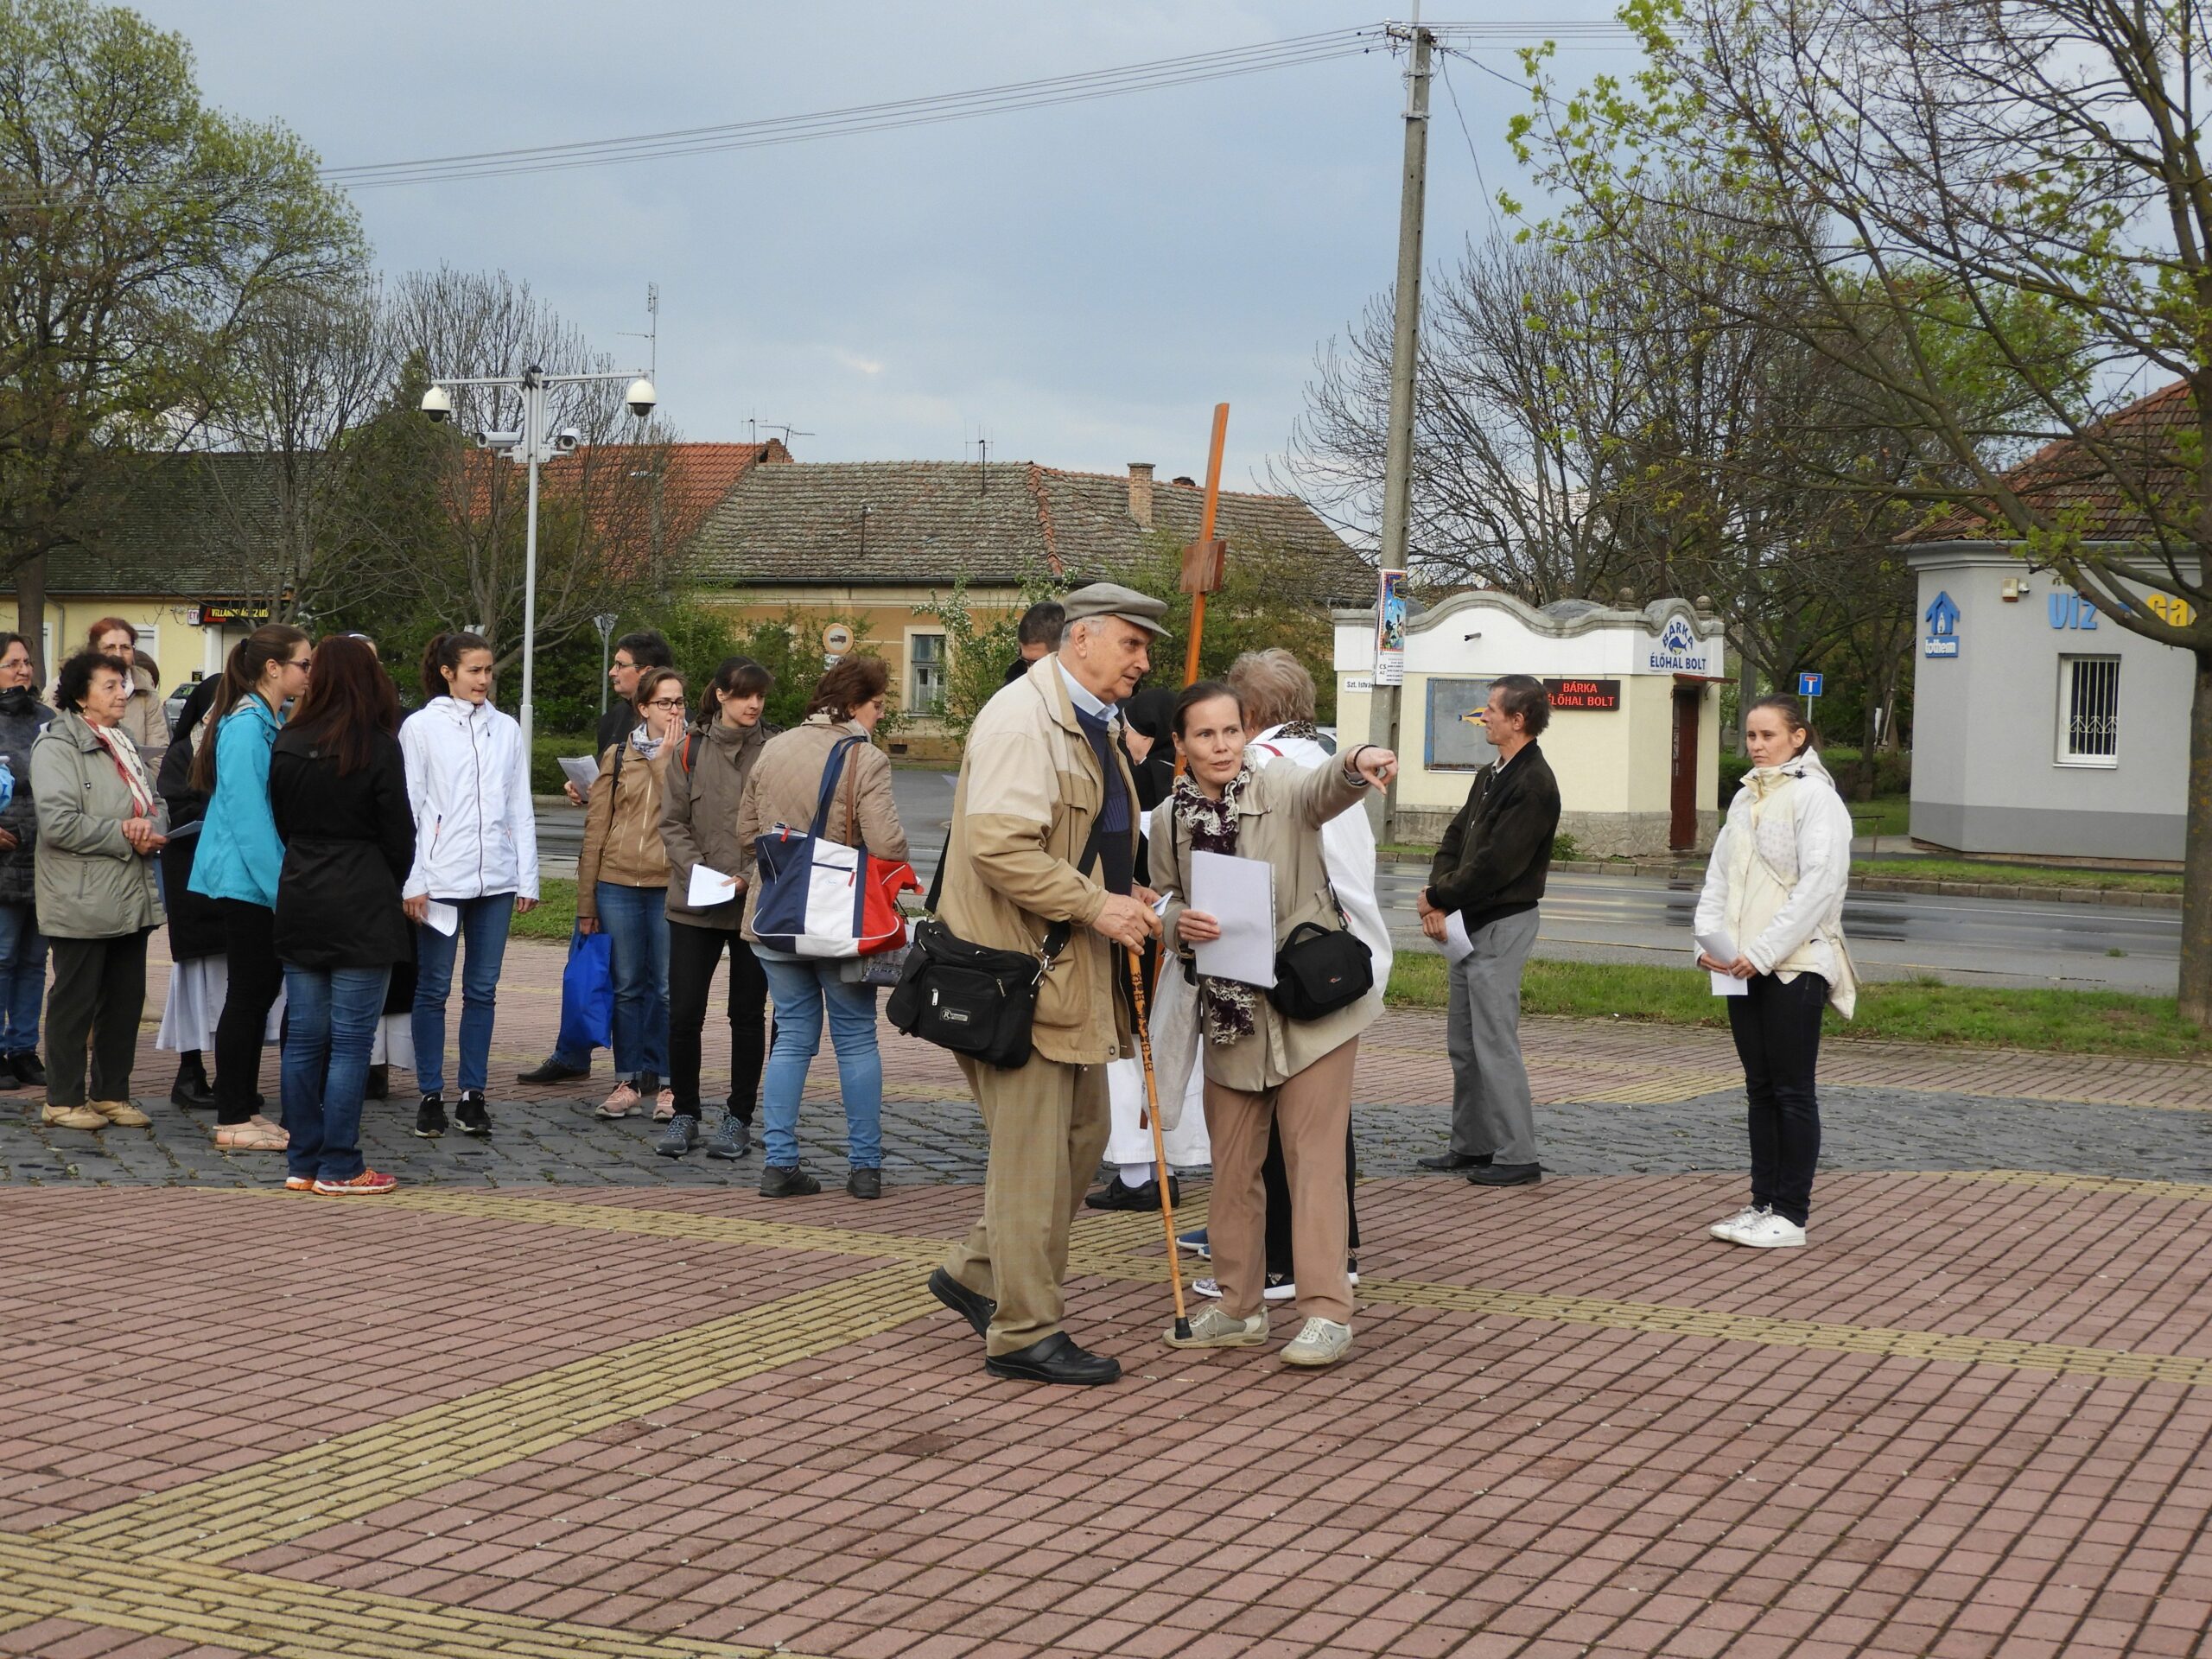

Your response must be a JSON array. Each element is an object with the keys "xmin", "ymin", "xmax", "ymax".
[{"xmin": 1542, "ymin": 677, "xmax": 1621, "ymax": 711}]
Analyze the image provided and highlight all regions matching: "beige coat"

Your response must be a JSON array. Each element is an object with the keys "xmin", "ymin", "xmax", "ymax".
[
  {"xmin": 935, "ymin": 657, "xmax": 1139, "ymax": 1067},
  {"xmin": 118, "ymin": 663, "xmax": 169, "ymax": 757},
  {"xmin": 1151, "ymin": 757, "xmax": 1378, "ymax": 1093},
  {"xmin": 735, "ymin": 715, "xmax": 907, "ymax": 945},
  {"xmin": 575, "ymin": 736, "xmax": 673, "ymax": 918},
  {"xmin": 660, "ymin": 717, "xmax": 770, "ymax": 928}
]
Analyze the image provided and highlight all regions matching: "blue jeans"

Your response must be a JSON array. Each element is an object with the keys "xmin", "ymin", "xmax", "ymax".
[
  {"xmin": 0, "ymin": 902, "xmax": 45, "ymax": 1054},
  {"xmin": 760, "ymin": 954, "xmax": 881, "ymax": 1169},
  {"xmin": 281, "ymin": 963, "xmax": 390, "ymax": 1182},
  {"xmin": 411, "ymin": 893, "xmax": 514, "ymax": 1096},
  {"xmin": 595, "ymin": 882, "xmax": 669, "ymax": 1081},
  {"xmin": 549, "ymin": 921, "xmax": 600, "ymax": 1071}
]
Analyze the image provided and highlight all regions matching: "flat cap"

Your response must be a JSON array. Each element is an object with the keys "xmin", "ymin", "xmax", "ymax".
[{"xmin": 1058, "ymin": 580, "xmax": 1170, "ymax": 637}]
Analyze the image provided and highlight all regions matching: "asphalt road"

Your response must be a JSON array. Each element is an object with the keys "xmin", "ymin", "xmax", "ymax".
[{"xmin": 537, "ymin": 770, "xmax": 2181, "ymax": 994}]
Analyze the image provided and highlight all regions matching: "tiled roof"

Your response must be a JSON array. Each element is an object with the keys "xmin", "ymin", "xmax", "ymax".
[
  {"xmin": 454, "ymin": 439, "xmax": 788, "ymax": 563},
  {"xmin": 1901, "ymin": 380, "xmax": 2195, "ymax": 543},
  {"xmin": 687, "ymin": 460, "xmax": 1368, "ymax": 596},
  {"xmin": 0, "ymin": 453, "xmax": 282, "ymax": 597}
]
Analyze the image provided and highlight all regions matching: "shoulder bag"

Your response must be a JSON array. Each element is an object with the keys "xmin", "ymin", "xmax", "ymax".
[
  {"xmin": 1268, "ymin": 884, "xmax": 1374, "ymax": 1021},
  {"xmin": 887, "ymin": 814, "xmax": 1104, "ymax": 1069}
]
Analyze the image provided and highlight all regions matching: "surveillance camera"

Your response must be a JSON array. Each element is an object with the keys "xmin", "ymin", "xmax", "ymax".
[
  {"xmin": 478, "ymin": 429, "xmax": 523, "ymax": 451},
  {"xmin": 553, "ymin": 426, "xmax": 582, "ymax": 454},
  {"xmin": 624, "ymin": 377, "xmax": 657, "ymax": 420},
  {"xmin": 420, "ymin": 385, "xmax": 454, "ymax": 423}
]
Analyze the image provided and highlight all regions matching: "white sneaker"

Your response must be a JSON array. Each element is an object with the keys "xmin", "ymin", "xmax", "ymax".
[
  {"xmin": 1730, "ymin": 1212, "xmax": 1807, "ymax": 1249},
  {"xmin": 1164, "ymin": 1306, "xmax": 1268, "ymax": 1348},
  {"xmin": 1709, "ymin": 1205, "xmax": 1767, "ymax": 1242},
  {"xmin": 1193, "ymin": 1274, "xmax": 1298, "ymax": 1301},
  {"xmin": 1281, "ymin": 1317, "xmax": 1353, "ymax": 1368}
]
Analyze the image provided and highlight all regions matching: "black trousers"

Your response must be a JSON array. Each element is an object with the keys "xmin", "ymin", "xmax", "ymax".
[
  {"xmin": 46, "ymin": 931, "xmax": 150, "ymax": 1108},
  {"xmin": 665, "ymin": 920, "xmax": 768, "ymax": 1122},
  {"xmin": 1264, "ymin": 1120, "xmax": 1360, "ymax": 1276},
  {"xmin": 1727, "ymin": 970, "xmax": 1827, "ymax": 1226},
  {"xmin": 214, "ymin": 899, "xmax": 284, "ymax": 1126}
]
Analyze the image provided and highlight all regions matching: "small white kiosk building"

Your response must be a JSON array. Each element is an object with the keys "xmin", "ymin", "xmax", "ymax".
[{"xmin": 1334, "ymin": 592, "xmax": 1730, "ymax": 855}]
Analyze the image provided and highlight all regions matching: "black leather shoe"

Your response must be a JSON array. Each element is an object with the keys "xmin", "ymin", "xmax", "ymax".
[
  {"xmin": 847, "ymin": 1167, "xmax": 881, "ymax": 1200},
  {"xmin": 1083, "ymin": 1173, "xmax": 1181, "ymax": 1211},
  {"xmin": 170, "ymin": 1078, "xmax": 219, "ymax": 1109},
  {"xmin": 516, "ymin": 1057, "xmax": 589, "ymax": 1085},
  {"xmin": 364, "ymin": 1064, "xmax": 389, "ymax": 1101},
  {"xmin": 927, "ymin": 1267, "xmax": 995, "ymax": 1338},
  {"xmin": 1417, "ymin": 1151, "xmax": 1491, "ymax": 1171},
  {"xmin": 1466, "ymin": 1161, "xmax": 1541, "ymax": 1186},
  {"xmin": 985, "ymin": 1332, "xmax": 1121, "ymax": 1387},
  {"xmin": 10, "ymin": 1051, "xmax": 46, "ymax": 1088},
  {"xmin": 760, "ymin": 1164, "xmax": 821, "ymax": 1198}
]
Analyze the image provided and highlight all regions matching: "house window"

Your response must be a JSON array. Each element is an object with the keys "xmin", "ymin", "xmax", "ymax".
[
  {"xmin": 910, "ymin": 632, "xmax": 947, "ymax": 716},
  {"xmin": 2057, "ymin": 656, "xmax": 2120, "ymax": 766}
]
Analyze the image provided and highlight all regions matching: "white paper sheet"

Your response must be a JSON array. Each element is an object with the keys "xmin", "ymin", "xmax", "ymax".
[
  {"xmin": 688, "ymin": 863, "xmax": 741, "ymax": 908},
  {"xmin": 557, "ymin": 755, "xmax": 600, "ymax": 792},
  {"xmin": 423, "ymin": 900, "xmax": 460, "ymax": 937},
  {"xmin": 1189, "ymin": 849, "xmax": 1276, "ymax": 988},
  {"xmin": 1444, "ymin": 912, "xmax": 1474, "ymax": 965},
  {"xmin": 1694, "ymin": 929, "xmax": 1749, "ymax": 997}
]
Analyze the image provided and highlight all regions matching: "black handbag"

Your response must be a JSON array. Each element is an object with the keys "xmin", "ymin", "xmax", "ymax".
[
  {"xmin": 1268, "ymin": 916, "xmax": 1374, "ymax": 1021},
  {"xmin": 887, "ymin": 817, "xmax": 1104, "ymax": 1069}
]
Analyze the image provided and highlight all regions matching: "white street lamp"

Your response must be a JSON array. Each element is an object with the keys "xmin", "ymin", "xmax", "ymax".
[{"xmin": 420, "ymin": 367, "xmax": 658, "ymax": 756}]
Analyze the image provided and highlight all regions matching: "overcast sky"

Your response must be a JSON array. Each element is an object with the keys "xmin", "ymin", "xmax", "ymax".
[{"xmin": 136, "ymin": 3, "xmax": 1636, "ymax": 505}]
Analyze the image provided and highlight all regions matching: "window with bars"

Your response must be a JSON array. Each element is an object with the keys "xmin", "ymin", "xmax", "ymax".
[
  {"xmin": 909, "ymin": 632, "xmax": 947, "ymax": 717},
  {"xmin": 2058, "ymin": 655, "xmax": 2120, "ymax": 765}
]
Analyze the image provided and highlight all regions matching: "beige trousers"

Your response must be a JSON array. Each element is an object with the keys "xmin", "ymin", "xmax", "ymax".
[
  {"xmin": 942, "ymin": 1051, "xmax": 1111, "ymax": 1357},
  {"xmin": 1203, "ymin": 1039, "xmax": 1359, "ymax": 1325}
]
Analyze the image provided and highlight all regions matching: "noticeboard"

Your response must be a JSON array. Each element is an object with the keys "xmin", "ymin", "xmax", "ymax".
[{"xmin": 1425, "ymin": 677, "xmax": 1497, "ymax": 772}]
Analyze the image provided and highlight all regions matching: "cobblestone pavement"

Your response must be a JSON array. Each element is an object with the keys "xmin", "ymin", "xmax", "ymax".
[{"xmin": 4, "ymin": 940, "xmax": 2211, "ymax": 1659}]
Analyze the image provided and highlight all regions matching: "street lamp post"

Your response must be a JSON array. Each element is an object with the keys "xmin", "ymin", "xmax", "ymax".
[
  {"xmin": 419, "ymin": 367, "xmax": 658, "ymax": 756},
  {"xmin": 594, "ymin": 610, "xmax": 620, "ymax": 715}
]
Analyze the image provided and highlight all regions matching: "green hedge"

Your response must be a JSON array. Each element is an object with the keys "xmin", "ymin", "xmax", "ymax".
[{"xmin": 1720, "ymin": 743, "xmax": 1910, "ymax": 805}]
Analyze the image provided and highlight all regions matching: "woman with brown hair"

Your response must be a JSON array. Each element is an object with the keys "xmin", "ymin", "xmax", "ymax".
[
  {"xmin": 269, "ymin": 636, "xmax": 413, "ymax": 1194},
  {"xmin": 86, "ymin": 616, "xmax": 168, "ymax": 755},
  {"xmin": 734, "ymin": 655, "xmax": 908, "ymax": 1198},
  {"xmin": 188, "ymin": 623, "xmax": 313, "ymax": 1151}
]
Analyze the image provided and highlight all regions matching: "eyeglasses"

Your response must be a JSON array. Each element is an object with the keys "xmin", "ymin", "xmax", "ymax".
[{"xmin": 645, "ymin": 696, "xmax": 685, "ymax": 709}]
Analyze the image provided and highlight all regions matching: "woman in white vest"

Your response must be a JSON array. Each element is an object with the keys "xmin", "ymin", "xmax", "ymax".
[{"xmin": 1694, "ymin": 694, "xmax": 1856, "ymax": 1249}]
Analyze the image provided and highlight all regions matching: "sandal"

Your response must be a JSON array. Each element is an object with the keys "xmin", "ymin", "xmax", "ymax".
[{"xmin": 213, "ymin": 1122, "xmax": 289, "ymax": 1151}]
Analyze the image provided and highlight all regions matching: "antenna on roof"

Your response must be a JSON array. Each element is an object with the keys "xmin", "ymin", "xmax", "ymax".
[
  {"xmin": 975, "ymin": 430, "xmax": 989, "ymax": 496},
  {"xmin": 760, "ymin": 423, "xmax": 810, "ymax": 448},
  {"xmin": 616, "ymin": 283, "xmax": 659, "ymax": 380}
]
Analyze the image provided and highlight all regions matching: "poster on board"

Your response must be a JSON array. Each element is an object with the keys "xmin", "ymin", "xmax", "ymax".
[{"xmin": 1375, "ymin": 569, "xmax": 1408, "ymax": 686}]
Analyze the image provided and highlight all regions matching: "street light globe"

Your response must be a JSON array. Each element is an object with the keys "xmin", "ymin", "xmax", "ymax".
[
  {"xmin": 624, "ymin": 378, "xmax": 658, "ymax": 419},
  {"xmin": 419, "ymin": 385, "xmax": 454, "ymax": 423}
]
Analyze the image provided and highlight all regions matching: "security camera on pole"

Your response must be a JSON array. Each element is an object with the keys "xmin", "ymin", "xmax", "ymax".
[{"xmin": 419, "ymin": 367, "xmax": 658, "ymax": 755}]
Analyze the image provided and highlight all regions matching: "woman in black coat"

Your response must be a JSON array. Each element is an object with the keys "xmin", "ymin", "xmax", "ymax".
[
  {"xmin": 156, "ymin": 675, "xmax": 227, "ymax": 1108},
  {"xmin": 268, "ymin": 637, "xmax": 414, "ymax": 1195}
]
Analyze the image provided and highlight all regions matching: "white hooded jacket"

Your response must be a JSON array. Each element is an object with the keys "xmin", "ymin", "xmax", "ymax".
[
  {"xmin": 399, "ymin": 696, "xmax": 540, "ymax": 903},
  {"xmin": 1694, "ymin": 746, "xmax": 1856, "ymax": 1017}
]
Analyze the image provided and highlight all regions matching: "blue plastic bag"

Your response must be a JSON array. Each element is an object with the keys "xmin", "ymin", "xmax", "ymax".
[{"xmin": 556, "ymin": 928, "xmax": 613, "ymax": 1055}]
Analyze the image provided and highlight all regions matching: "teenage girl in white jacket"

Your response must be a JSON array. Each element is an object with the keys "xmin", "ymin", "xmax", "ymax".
[
  {"xmin": 400, "ymin": 632, "xmax": 539, "ymax": 1139},
  {"xmin": 1694, "ymin": 694, "xmax": 1856, "ymax": 1250}
]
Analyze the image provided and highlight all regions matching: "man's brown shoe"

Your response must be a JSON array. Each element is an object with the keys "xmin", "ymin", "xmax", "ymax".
[
  {"xmin": 89, "ymin": 1099, "xmax": 151, "ymax": 1128},
  {"xmin": 41, "ymin": 1103, "xmax": 105, "ymax": 1129}
]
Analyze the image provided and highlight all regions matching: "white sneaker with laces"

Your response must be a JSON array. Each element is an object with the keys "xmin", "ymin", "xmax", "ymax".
[
  {"xmin": 1709, "ymin": 1205, "xmax": 1767, "ymax": 1242},
  {"xmin": 1164, "ymin": 1305, "xmax": 1268, "ymax": 1348},
  {"xmin": 1281, "ymin": 1317, "xmax": 1353, "ymax": 1368},
  {"xmin": 1730, "ymin": 1212, "xmax": 1808, "ymax": 1249}
]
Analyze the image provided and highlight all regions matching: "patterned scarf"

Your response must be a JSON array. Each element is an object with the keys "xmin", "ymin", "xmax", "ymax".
[
  {"xmin": 629, "ymin": 724, "xmax": 667, "ymax": 762},
  {"xmin": 89, "ymin": 721, "xmax": 156, "ymax": 818},
  {"xmin": 1171, "ymin": 763, "xmax": 1262, "ymax": 1046}
]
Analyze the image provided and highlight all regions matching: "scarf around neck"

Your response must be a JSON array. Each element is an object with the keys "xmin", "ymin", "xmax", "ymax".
[
  {"xmin": 629, "ymin": 724, "xmax": 667, "ymax": 762},
  {"xmin": 1171, "ymin": 763, "xmax": 1262, "ymax": 1046},
  {"xmin": 89, "ymin": 721, "xmax": 156, "ymax": 818}
]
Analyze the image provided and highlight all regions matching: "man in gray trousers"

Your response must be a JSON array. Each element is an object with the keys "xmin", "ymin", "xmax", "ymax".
[{"xmin": 1414, "ymin": 674, "xmax": 1560, "ymax": 1186}]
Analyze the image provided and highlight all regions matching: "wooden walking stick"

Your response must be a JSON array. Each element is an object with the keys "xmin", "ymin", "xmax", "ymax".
[{"xmin": 1126, "ymin": 949, "xmax": 1192, "ymax": 1341}]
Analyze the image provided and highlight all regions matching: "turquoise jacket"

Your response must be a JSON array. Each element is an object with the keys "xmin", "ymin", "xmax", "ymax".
[{"xmin": 188, "ymin": 696, "xmax": 286, "ymax": 908}]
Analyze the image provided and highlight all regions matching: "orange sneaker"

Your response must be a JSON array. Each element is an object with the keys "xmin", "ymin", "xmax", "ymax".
[
  {"xmin": 283, "ymin": 1175, "xmax": 315, "ymax": 1192},
  {"xmin": 313, "ymin": 1169, "xmax": 397, "ymax": 1197}
]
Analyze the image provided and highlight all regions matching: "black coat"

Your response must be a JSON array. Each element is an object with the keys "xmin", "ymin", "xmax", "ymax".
[
  {"xmin": 269, "ymin": 727, "xmax": 415, "ymax": 970},
  {"xmin": 0, "ymin": 688, "xmax": 54, "ymax": 908},
  {"xmin": 1426, "ymin": 740, "xmax": 1561, "ymax": 928},
  {"xmin": 157, "ymin": 677, "xmax": 226, "ymax": 961}
]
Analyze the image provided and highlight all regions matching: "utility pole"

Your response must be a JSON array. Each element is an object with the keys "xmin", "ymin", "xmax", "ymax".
[{"xmin": 1366, "ymin": 10, "xmax": 1432, "ymax": 842}]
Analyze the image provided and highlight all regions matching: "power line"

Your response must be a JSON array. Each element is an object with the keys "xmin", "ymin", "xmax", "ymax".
[{"xmin": 318, "ymin": 21, "xmax": 1636, "ymax": 192}]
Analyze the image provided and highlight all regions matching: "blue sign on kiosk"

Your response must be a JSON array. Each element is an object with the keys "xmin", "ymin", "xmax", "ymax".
[
  {"xmin": 1924, "ymin": 590, "xmax": 1961, "ymax": 658},
  {"xmin": 1797, "ymin": 671, "xmax": 1823, "ymax": 699}
]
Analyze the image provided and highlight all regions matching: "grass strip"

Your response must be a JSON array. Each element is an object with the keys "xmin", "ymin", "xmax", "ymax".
[
  {"xmin": 1387, "ymin": 955, "xmax": 2212, "ymax": 1061},
  {"xmin": 1851, "ymin": 858, "xmax": 2179, "ymax": 893}
]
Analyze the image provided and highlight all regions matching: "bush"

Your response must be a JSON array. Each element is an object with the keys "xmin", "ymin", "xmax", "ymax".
[
  {"xmin": 1718, "ymin": 743, "xmax": 1910, "ymax": 808},
  {"xmin": 1550, "ymin": 831, "xmax": 1583, "ymax": 862},
  {"xmin": 531, "ymin": 731, "xmax": 595, "ymax": 796}
]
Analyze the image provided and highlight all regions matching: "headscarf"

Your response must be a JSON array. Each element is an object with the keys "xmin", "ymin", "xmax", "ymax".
[{"xmin": 1169, "ymin": 762, "xmax": 1262, "ymax": 1046}]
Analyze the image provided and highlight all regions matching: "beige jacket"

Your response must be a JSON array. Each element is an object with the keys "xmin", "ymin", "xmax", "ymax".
[
  {"xmin": 576, "ymin": 736, "xmax": 673, "ymax": 917},
  {"xmin": 735, "ymin": 715, "xmax": 907, "ymax": 945},
  {"xmin": 1151, "ymin": 757, "xmax": 1378, "ymax": 1093},
  {"xmin": 935, "ymin": 657, "xmax": 1139, "ymax": 1067},
  {"xmin": 118, "ymin": 663, "xmax": 169, "ymax": 757}
]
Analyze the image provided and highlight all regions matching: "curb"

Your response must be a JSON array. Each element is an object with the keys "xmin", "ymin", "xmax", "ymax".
[{"xmin": 1380, "ymin": 856, "xmax": 2183, "ymax": 911}]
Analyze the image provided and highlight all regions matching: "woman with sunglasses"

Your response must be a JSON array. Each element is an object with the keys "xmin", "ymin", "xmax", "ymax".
[{"xmin": 578, "ymin": 666, "xmax": 687, "ymax": 1121}]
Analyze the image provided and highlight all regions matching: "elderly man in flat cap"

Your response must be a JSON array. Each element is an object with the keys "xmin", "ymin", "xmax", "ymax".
[{"xmin": 927, "ymin": 582, "xmax": 1166, "ymax": 1385}]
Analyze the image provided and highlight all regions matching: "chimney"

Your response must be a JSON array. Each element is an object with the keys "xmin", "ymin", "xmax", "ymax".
[{"xmin": 1127, "ymin": 461, "xmax": 1155, "ymax": 528}]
